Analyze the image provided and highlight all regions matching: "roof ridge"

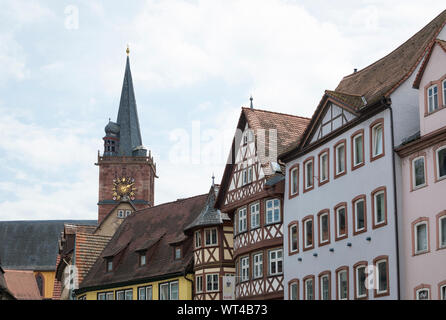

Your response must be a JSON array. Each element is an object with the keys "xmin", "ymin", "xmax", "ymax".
[
  {"xmin": 341, "ymin": 9, "xmax": 446, "ymax": 81},
  {"xmin": 241, "ymin": 107, "xmax": 311, "ymax": 120},
  {"xmin": 136, "ymin": 193, "xmax": 208, "ymax": 212},
  {"xmin": 325, "ymin": 89, "xmax": 363, "ymax": 97}
]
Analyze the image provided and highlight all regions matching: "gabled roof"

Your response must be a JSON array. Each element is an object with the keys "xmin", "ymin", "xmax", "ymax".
[
  {"xmin": 335, "ymin": 10, "xmax": 446, "ymax": 105},
  {"xmin": 78, "ymin": 194, "xmax": 207, "ymax": 291},
  {"xmin": 215, "ymin": 107, "xmax": 310, "ymax": 208},
  {"xmin": 184, "ymin": 185, "xmax": 230, "ymax": 232},
  {"xmin": 413, "ymin": 39, "xmax": 446, "ymax": 89},
  {"xmin": 0, "ymin": 220, "xmax": 96, "ymax": 271},
  {"xmin": 3, "ymin": 270, "xmax": 42, "ymax": 300}
]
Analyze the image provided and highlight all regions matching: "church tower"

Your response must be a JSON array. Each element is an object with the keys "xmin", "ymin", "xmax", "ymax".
[{"xmin": 96, "ymin": 47, "xmax": 156, "ymax": 223}]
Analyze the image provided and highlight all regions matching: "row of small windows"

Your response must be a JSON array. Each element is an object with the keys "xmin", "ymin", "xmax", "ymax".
[
  {"xmin": 412, "ymin": 213, "xmax": 446, "ymax": 255},
  {"xmin": 195, "ymin": 228, "xmax": 218, "ymax": 249},
  {"xmin": 104, "ymin": 139, "xmax": 117, "ymax": 153},
  {"xmin": 288, "ymin": 187, "xmax": 387, "ymax": 253},
  {"xmin": 410, "ymin": 145, "xmax": 446, "ymax": 190},
  {"xmin": 96, "ymin": 281, "xmax": 178, "ymax": 300},
  {"xmin": 234, "ymin": 198, "xmax": 281, "ymax": 235},
  {"xmin": 235, "ymin": 248, "xmax": 283, "ymax": 283},
  {"xmin": 194, "ymin": 273, "xmax": 233, "ymax": 294},
  {"xmin": 426, "ymin": 79, "xmax": 446, "ymax": 114},
  {"xmin": 288, "ymin": 256, "xmax": 389, "ymax": 300},
  {"xmin": 117, "ymin": 209, "xmax": 132, "ymax": 218},
  {"xmin": 289, "ymin": 119, "xmax": 384, "ymax": 197},
  {"xmin": 415, "ymin": 282, "xmax": 446, "ymax": 300}
]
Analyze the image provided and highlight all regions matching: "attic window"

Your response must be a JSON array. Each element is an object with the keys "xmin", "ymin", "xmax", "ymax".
[
  {"xmin": 139, "ymin": 252, "xmax": 146, "ymax": 266},
  {"xmin": 174, "ymin": 247, "xmax": 182, "ymax": 260},
  {"xmin": 106, "ymin": 258, "xmax": 113, "ymax": 272}
]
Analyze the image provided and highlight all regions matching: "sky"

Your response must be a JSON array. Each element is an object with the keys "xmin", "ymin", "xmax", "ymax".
[{"xmin": 0, "ymin": 0, "xmax": 444, "ymax": 220}]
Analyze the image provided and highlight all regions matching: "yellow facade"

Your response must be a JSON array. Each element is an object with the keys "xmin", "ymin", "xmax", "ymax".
[
  {"xmin": 34, "ymin": 270, "xmax": 56, "ymax": 299},
  {"xmin": 77, "ymin": 274, "xmax": 194, "ymax": 300}
]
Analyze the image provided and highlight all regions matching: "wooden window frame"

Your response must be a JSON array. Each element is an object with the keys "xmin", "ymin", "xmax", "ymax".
[
  {"xmin": 351, "ymin": 129, "xmax": 365, "ymax": 171},
  {"xmin": 370, "ymin": 119, "xmax": 385, "ymax": 162},
  {"xmin": 237, "ymin": 207, "xmax": 248, "ymax": 233},
  {"xmin": 436, "ymin": 211, "xmax": 446, "ymax": 250},
  {"xmin": 268, "ymin": 248, "xmax": 283, "ymax": 276},
  {"xmin": 414, "ymin": 284, "xmax": 431, "ymax": 300},
  {"xmin": 303, "ymin": 275, "xmax": 315, "ymax": 300},
  {"xmin": 410, "ymin": 153, "xmax": 427, "ymax": 191},
  {"xmin": 265, "ymin": 198, "xmax": 281, "ymax": 225},
  {"xmin": 303, "ymin": 156, "xmax": 315, "ymax": 193},
  {"xmin": 195, "ymin": 230, "xmax": 202, "ymax": 249},
  {"xmin": 334, "ymin": 202, "xmax": 348, "ymax": 241},
  {"xmin": 411, "ymin": 217, "xmax": 430, "ymax": 256},
  {"xmin": 195, "ymin": 275, "xmax": 203, "ymax": 293},
  {"xmin": 204, "ymin": 227, "xmax": 218, "ymax": 247},
  {"xmin": 288, "ymin": 279, "xmax": 299, "ymax": 300},
  {"xmin": 318, "ymin": 148, "xmax": 330, "ymax": 187},
  {"xmin": 318, "ymin": 270, "xmax": 331, "ymax": 300},
  {"xmin": 289, "ymin": 164, "xmax": 299, "ymax": 199},
  {"xmin": 252, "ymin": 251, "xmax": 263, "ymax": 279},
  {"xmin": 250, "ymin": 201, "xmax": 260, "ymax": 230},
  {"xmin": 334, "ymin": 139, "xmax": 347, "ymax": 179},
  {"xmin": 373, "ymin": 255, "xmax": 390, "ymax": 298},
  {"xmin": 353, "ymin": 261, "xmax": 369, "ymax": 300},
  {"xmin": 206, "ymin": 273, "xmax": 220, "ymax": 293},
  {"xmin": 288, "ymin": 221, "xmax": 299, "ymax": 255},
  {"xmin": 302, "ymin": 215, "xmax": 314, "ymax": 251},
  {"xmin": 371, "ymin": 186, "xmax": 388, "ymax": 229},
  {"xmin": 317, "ymin": 209, "xmax": 331, "ymax": 246},
  {"xmin": 240, "ymin": 256, "xmax": 250, "ymax": 282},
  {"xmin": 352, "ymin": 195, "xmax": 367, "ymax": 236},
  {"xmin": 425, "ymin": 82, "xmax": 440, "ymax": 114},
  {"xmin": 434, "ymin": 145, "xmax": 446, "ymax": 182},
  {"xmin": 336, "ymin": 266, "xmax": 349, "ymax": 300}
]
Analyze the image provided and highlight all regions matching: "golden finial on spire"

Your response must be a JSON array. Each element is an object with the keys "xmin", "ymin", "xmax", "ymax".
[{"xmin": 126, "ymin": 44, "xmax": 130, "ymax": 56}]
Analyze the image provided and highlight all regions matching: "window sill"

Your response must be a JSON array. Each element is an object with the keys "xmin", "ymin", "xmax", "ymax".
[
  {"xmin": 318, "ymin": 179, "xmax": 329, "ymax": 187},
  {"xmin": 370, "ymin": 153, "xmax": 385, "ymax": 162},
  {"xmin": 334, "ymin": 171, "xmax": 346, "ymax": 179},
  {"xmin": 302, "ymin": 245, "xmax": 314, "ymax": 252},
  {"xmin": 335, "ymin": 234, "xmax": 348, "ymax": 242},
  {"xmin": 413, "ymin": 250, "xmax": 430, "ymax": 257},
  {"xmin": 435, "ymin": 175, "xmax": 446, "ymax": 183},
  {"xmin": 318, "ymin": 240, "xmax": 330, "ymax": 247},
  {"xmin": 411, "ymin": 183, "xmax": 428, "ymax": 192},
  {"xmin": 372, "ymin": 222, "xmax": 387, "ymax": 230},
  {"xmin": 424, "ymin": 105, "xmax": 446, "ymax": 117},
  {"xmin": 204, "ymin": 243, "xmax": 219, "ymax": 248},
  {"xmin": 352, "ymin": 228, "xmax": 367, "ymax": 236},
  {"xmin": 264, "ymin": 221, "xmax": 282, "ymax": 227},
  {"xmin": 303, "ymin": 185, "xmax": 314, "ymax": 193},
  {"xmin": 352, "ymin": 162, "xmax": 365, "ymax": 171}
]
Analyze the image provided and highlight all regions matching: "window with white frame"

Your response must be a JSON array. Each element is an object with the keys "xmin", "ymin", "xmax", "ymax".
[
  {"xmin": 436, "ymin": 146, "xmax": 446, "ymax": 179},
  {"xmin": 443, "ymin": 80, "xmax": 446, "ymax": 106},
  {"xmin": 320, "ymin": 274, "xmax": 330, "ymax": 300},
  {"xmin": 138, "ymin": 285, "xmax": 153, "ymax": 300},
  {"xmin": 196, "ymin": 275, "xmax": 203, "ymax": 293},
  {"xmin": 412, "ymin": 156, "xmax": 426, "ymax": 188},
  {"xmin": 320, "ymin": 152, "xmax": 329, "ymax": 183},
  {"xmin": 353, "ymin": 198, "xmax": 365, "ymax": 234},
  {"xmin": 248, "ymin": 166, "xmax": 253, "ymax": 183},
  {"xmin": 303, "ymin": 217, "xmax": 313, "ymax": 249},
  {"xmin": 205, "ymin": 228, "xmax": 218, "ymax": 246},
  {"xmin": 375, "ymin": 259, "xmax": 388, "ymax": 295},
  {"xmin": 175, "ymin": 247, "xmax": 181, "ymax": 260},
  {"xmin": 428, "ymin": 84, "xmax": 439, "ymax": 113},
  {"xmin": 336, "ymin": 206, "xmax": 347, "ymax": 239},
  {"xmin": 238, "ymin": 208, "xmax": 247, "ymax": 233},
  {"xmin": 353, "ymin": 133, "xmax": 364, "ymax": 167},
  {"xmin": 373, "ymin": 190, "xmax": 386, "ymax": 226},
  {"xmin": 372, "ymin": 123, "xmax": 384, "ymax": 158},
  {"xmin": 440, "ymin": 284, "xmax": 446, "ymax": 300},
  {"xmin": 117, "ymin": 209, "xmax": 124, "ymax": 218},
  {"xmin": 125, "ymin": 210, "xmax": 132, "ymax": 217},
  {"xmin": 97, "ymin": 292, "xmax": 113, "ymax": 300},
  {"xmin": 335, "ymin": 143, "xmax": 346, "ymax": 175},
  {"xmin": 250, "ymin": 202, "xmax": 260, "ymax": 229},
  {"xmin": 115, "ymin": 290, "xmax": 124, "ymax": 300},
  {"xmin": 416, "ymin": 288, "xmax": 430, "ymax": 300},
  {"xmin": 139, "ymin": 252, "xmax": 146, "ymax": 266},
  {"xmin": 289, "ymin": 281, "xmax": 298, "ymax": 300},
  {"xmin": 206, "ymin": 274, "xmax": 219, "ymax": 292},
  {"xmin": 106, "ymin": 259, "xmax": 113, "ymax": 272},
  {"xmin": 304, "ymin": 159, "xmax": 314, "ymax": 189},
  {"xmin": 414, "ymin": 221, "xmax": 428, "ymax": 254},
  {"xmin": 159, "ymin": 281, "xmax": 179, "ymax": 300},
  {"xmin": 252, "ymin": 252, "xmax": 263, "ymax": 279},
  {"xmin": 290, "ymin": 166, "xmax": 299, "ymax": 195},
  {"xmin": 268, "ymin": 249, "xmax": 283, "ymax": 276},
  {"xmin": 170, "ymin": 282, "xmax": 179, "ymax": 300},
  {"xmin": 240, "ymin": 256, "xmax": 249, "ymax": 282},
  {"xmin": 159, "ymin": 283, "xmax": 169, "ymax": 300},
  {"xmin": 265, "ymin": 199, "xmax": 280, "ymax": 224},
  {"xmin": 304, "ymin": 277, "xmax": 314, "ymax": 300},
  {"xmin": 290, "ymin": 224, "xmax": 298, "ymax": 253},
  {"xmin": 319, "ymin": 212, "xmax": 329, "ymax": 244},
  {"xmin": 337, "ymin": 269, "xmax": 348, "ymax": 300},
  {"xmin": 440, "ymin": 215, "xmax": 446, "ymax": 249},
  {"xmin": 195, "ymin": 231, "xmax": 201, "ymax": 248},
  {"xmin": 116, "ymin": 289, "xmax": 133, "ymax": 300},
  {"xmin": 355, "ymin": 265, "xmax": 367, "ymax": 299}
]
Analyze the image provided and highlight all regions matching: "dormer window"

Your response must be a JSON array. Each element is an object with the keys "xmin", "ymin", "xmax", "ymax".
[
  {"xmin": 427, "ymin": 84, "xmax": 439, "ymax": 113},
  {"xmin": 106, "ymin": 258, "xmax": 113, "ymax": 272},
  {"xmin": 174, "ymin": 247, "xmax": 182, "ymax": 260},
  {"xmin": 139, "ymin": 252, "xmax": 146, "ymax": 266}
]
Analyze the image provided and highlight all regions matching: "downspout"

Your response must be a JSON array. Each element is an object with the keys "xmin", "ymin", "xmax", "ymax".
[
  {"xmin": 183, "ymin": 260, "xmax": 194, "ymax": 300},
  {"xmin": 387, "ymin": 99, "xmax": 401, "ymax": 300}
]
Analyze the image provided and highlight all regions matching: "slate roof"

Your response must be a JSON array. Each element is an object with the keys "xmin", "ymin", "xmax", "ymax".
[
  {"xmin": 0, "ymin": 220, "xmax": 96, "ymax": 271},
  {"xmin": 184, "ymin": 185, "xmax": 230, "ymax": 232},
  {"xmin": 335, "ymin": 9, "xmax": 446, "ymax": 106},
  {"xmin": 78, "ymin": 194, "xmax": 208, "ymax": 292},
  {"xmin": 3, "ymin": 270, "xmax": 42, "ymax": 300}
]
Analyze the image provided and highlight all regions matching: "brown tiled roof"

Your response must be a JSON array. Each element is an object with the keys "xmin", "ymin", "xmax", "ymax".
[
  {"xmin": 3, "ymin": 270, "xmax": 42, "ymax": 300},
  {"xmin": 78, "ymin": 194, "xmax": 208, "ymax": 291},
  {"xmin": 335, "ymin": 10, "xmax": 446, "ymax": 105},
  {"xmin": 413, "ymin": 39, "xmax": 446, "ymax": 89},
  {"xmin": 51, "ymin": 255, "xmax": 62, "ymax": 300}
]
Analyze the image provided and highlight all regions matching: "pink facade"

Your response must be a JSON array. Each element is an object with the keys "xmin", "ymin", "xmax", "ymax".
[{"xmin": 398, "ymin": 40, "xmax": 446, "ymax": 300}]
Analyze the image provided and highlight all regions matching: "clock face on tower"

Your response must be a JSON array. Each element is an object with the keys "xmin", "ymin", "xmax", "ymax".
[{"xmin": 112, "ymin": 177, "xmax": 136, "ymax": 201}]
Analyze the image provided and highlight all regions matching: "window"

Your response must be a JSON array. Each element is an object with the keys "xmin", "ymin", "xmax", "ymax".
[
  {"xmin": 268, "ymin": 249, "xmax": 283, "ymax": 276},
  {"xmin": 238, "ymin": 208, "xmax": 247, "ymax": 233},
  {"xmin": 304, "ymin": 157, "xmax": 314, "ymax": 191},
  {"xmin": 159, "ymin": 281, "xmax": 179, "ymax": 300},
  {"xmin": 116, "ymin": 289, "xmax": 133, "ymax": 300},
  {"xmin": 334, "ymin": 140, "xmax": 346, "ymax": 178},
  {"xmin": 248, "ymin": 166, "xmax": 253, "ymax": 183},
  {"xmin": 242, "ymin": 168, "xmax": 248, "ymax": 185},
  {"xmin": 374, "ymin": 256, "xmax": 389, "ymax": 297},
  {"xmin": 196, "ymin": 275, "xmax": 203, "ymax": 293},
  {"xmin": 250, "ymin": 202, "xmax": 260, "ymax": 229},
  {"xmin": 97, "ymin": 291, "xmax": 113, "ymax": 300},
  {"xmin": 240, "ymin": 256, "xmax": 249, "ymax": 282},
  {"xmin": 372, "ymin": 187, "xmax": 387, "ymax": 228},
  {"xmin": 335, "ymin": 204, "xmax": 348, "ymax": 241},
  {"xmin": 170, "ymin": 282, "xmax": 179, "ymax": 300},
  {"xmin": 436, "ymin": 146, "xmax": 446, "ymax": 180},
  {"xmin": 303, "ymin": 276, "xmax": 315, "ymax": 300},
  {"xmin": 175, "ymin": 247, "xmax": 182, "ymax": 260},
  {"xmin": 352, "ymin": 131, "xmax": 364, "ymax": 169},
  {"xmin": 195, "ymin": 231, "xmax": 201, "ymax": 248},
  {"xmin": 303, "ymin": 216, "xmax": 314, "ymax": 250},
  {"xmin": 265, "ymin": 199, "xmax": 281, "ymax": 224},
  {"xmin": 438, "ymin": 212, "xmax": 446, "ymax": 249},
  {"xmin": 318, "ymin": 210, "xmax": 330, "ymax": 245},
  {"xmin": 415, "ymin": 287, "xmax": 430, "ymax": 300},
  {"xmin": 413, "ymin": 219, "xmax": 429, "ymax": 255},
  {"xmin": 319, "ymin": 150, "xmax": 329, "ymax": 185},
  {"xmin": 206, "ymin": 274, "xmax": 219, "ymax": 292},
  {"xmin": 289, "ymin": 280, "xmax": 299, "ymax": 300},
  {"xmin": 139, "ymin": 252, "xmax": 146, "ymax": 266},
  {"xmin": 106, "ymin": 258, "xmax": 113, "ymax": 272},
  {"xmin": 352, "ymin": 195, "xmax": 367, "ymax": 235},
  {"xmin": 427, "ymin": 84, "xmax": 439, "ymax": 113},
  {"xmin": 354, "ymin": 262, "xmax": 368, "ymax": 299},
  {"xmin": 371, "ymin": 120, "xmax": 384, "ymax": 161},
  {"xmin": 412, "ymin": 156, "xmax": 426, "ymax": 189},
  {"xmin": 159, "ymin": 283, "xmax": 169, "ymax": 300},
  {"xmin": 319, "ymin": 272, "xmax": 331, "ymax": 300},
  {"xmin": 289, "ymin": 165, "xmax": 299, "ymax": 197},
  {"xmin": 336, "ymin": 267, "xmax": 349, "ymax": 300},
  {"xmin": 440, "ymin": 282, "xmax": 446, "ymax": 300},
  {"xmin": 252, "ymin": 252, "xmax": 263, "ymax": 279},
  {"xmin": 205, "ymin": 228, "xmax": 218, "ymax": 246},
  {"xmin": 443, "ymin": 80, "xmax": 446, "ymax": 106},
  {"xmin": 125, "ymin": 210, "xmax": 132, "ymax": 217},
  {"xmin": 117, "ymin": 209, "xmax": 124, "ymax": 218},
  {"xmin": 138, "ymin": 286, "xmax": 153, "ymax": 300},
  {"xmin": 289, "ymin": 222, "xmax": 298, "ymax": 254}
]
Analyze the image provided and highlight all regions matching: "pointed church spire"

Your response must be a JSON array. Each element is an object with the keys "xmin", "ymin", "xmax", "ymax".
[{"xmin": 116, "ymin": 47, "xmax": 145, "ymax": 156}]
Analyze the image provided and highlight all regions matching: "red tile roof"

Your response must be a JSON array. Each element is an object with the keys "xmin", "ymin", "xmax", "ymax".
[
  {"xmin": 51, "ymin": 255, "xmax": 62, "ymax": 300},
  {"xmin": 3, "ymin": 269, "xmax": 42, "ymax": 300}
]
